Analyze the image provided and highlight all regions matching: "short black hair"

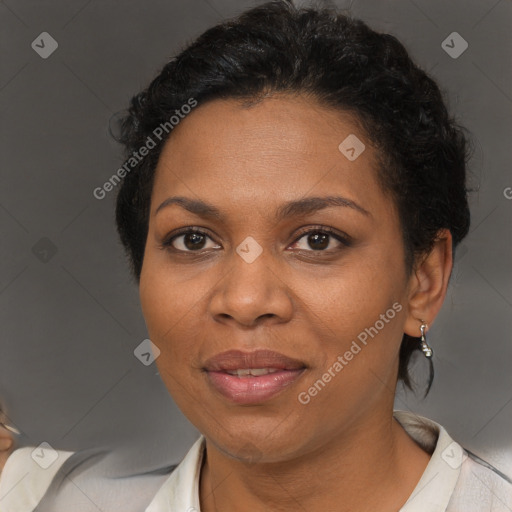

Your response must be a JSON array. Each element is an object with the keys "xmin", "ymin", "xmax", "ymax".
[{"xmin": 114, "ymin": 0, "xmax": 472, "ymax": 395}]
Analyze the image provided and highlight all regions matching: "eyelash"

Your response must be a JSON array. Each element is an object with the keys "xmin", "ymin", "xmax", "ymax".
[{"xmin": 159, "ymin": 225, "xmax": 352, "ymax": 256}]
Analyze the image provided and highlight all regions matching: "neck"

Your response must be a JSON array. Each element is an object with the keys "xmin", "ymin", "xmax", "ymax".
[{"xmin": 199, "ymin": 409, "xmax": 431, "ymax": 512}]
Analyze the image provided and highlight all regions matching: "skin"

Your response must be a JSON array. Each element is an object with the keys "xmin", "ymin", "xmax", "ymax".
[
  {"xmin": 139, "ymin": 94, "xmax": 453, "ymax": 512},
  {"xmin": 0, "ymin": 422, "xmax": 15, "ymax": 474}
]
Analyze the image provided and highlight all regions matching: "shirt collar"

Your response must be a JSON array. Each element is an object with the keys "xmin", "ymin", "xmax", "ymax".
[
  {"xmin": 394, "ymin": 410, "xmax": 463, "ymax": 512},
  {"xmin": 145, "ymin": 410, "xmax": 463, "ymax": 512}
]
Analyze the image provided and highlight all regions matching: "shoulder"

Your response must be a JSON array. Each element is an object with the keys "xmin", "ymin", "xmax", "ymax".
[
  {"xmin": 447, "ymin": 450, "xmax": 512, "ymax": 511},
  {"xmin": 393, "ymin": 410, "xmax": 512, "ymax": 511},
  {"xmin": 0, "ymin": 445, "xmax": 180, "ymax": 511},
  {"xmin": 0, "ymin": 446, "xmax": 74, "ymax": 510}
]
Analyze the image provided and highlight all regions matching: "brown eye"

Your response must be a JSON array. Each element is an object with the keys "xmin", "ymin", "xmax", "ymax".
[
  {"xmin": 161, "ymin": 229, "xmax": 220, "ymax": 252},
  {"xmin": 305, "ymin": 232, "xmax": 330, "ymax": 250},
  {"xmin": 291, "ymin": 227, "xmax": 351, "ymax": 252},
  {"xmin": 181, "ymin": 232, "xmax": 207, "ymax": 250}
]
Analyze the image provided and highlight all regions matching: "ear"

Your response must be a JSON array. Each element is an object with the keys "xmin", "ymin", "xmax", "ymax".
[{"xmin": 403, "ymin": 229, "xmax": 453, "ymax": 337}]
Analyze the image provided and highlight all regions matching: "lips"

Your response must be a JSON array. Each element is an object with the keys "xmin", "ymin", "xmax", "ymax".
[
  {"xmin": 203, "ymin": 349, "xmax": 307, "ymax": 404},
  {"xmin": 203, "ymin": 349, "xmax": 306, "ymax": 372}
]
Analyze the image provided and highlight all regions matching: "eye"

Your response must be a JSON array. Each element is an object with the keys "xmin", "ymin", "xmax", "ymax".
[
  {"xmin": 290, "ymin": 226, "xmax": 351, "ymax": 252},
  {"xmin": 160, "ymin": 226, "xmax": 351, "ymax": 255},
  {"xmin": 160, "ymin": 228, "xmax": 220, "ymax": 252}
]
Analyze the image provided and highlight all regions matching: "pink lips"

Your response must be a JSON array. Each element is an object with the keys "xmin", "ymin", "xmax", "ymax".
[{"xmin": 203, "ymin": 349, "xmax": 307, "ymax": 404}]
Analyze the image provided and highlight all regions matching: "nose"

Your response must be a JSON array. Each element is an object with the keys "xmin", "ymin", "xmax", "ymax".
[{"xmin": 208, "ymin": 245, "xmax": 294, "ymax": 328}]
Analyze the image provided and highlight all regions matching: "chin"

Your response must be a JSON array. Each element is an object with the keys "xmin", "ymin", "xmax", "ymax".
[{"xmin": 204, "ymin": 420, "xmax": 309, "ymax": 465}]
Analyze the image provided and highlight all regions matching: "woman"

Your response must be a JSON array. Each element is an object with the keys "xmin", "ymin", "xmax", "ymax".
[
  {"xmin": 1, "ymin": 1, "xmax": 510, "ymax": 510},
  {"xmin": 112, "ymin": 1, "xmax": 510, "ymax": 510}
]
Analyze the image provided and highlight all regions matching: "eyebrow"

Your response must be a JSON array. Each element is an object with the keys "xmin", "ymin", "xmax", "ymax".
[{"xmin": 155, "ymin": 195, "xmax": 371, "ymax": 221}]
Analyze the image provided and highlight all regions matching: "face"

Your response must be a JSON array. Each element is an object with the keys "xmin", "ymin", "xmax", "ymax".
[{"xmin": 140, "ymin": 94, "xmax": 414, "ymax": 462}]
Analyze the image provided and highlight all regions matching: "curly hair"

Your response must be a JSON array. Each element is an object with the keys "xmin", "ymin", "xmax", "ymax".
[{"xmin": 113, "ymin": 0, "xmax": 472, "ymax": 395}]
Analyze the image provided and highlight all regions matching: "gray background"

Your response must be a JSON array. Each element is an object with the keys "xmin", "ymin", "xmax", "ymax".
[{"xmin": 1, "ymin": 0, "xmax": 511, "ymax": 478}]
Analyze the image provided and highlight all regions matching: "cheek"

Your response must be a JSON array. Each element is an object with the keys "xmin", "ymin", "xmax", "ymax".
[
  {"xmin": 139, "ymin": 269, "xmax": 198, "ymax": 401},
  {"xmin": 295, "ymin": 279, "xmax": 404, "ymax": 417},
  {"xmin": 139, "ymin": 256, "xmax": 220, "ymax": 398},
  {"xmin": 293, "ymin": 250, "xmax": 406, "ymax": 382},
  {"xmin": 297, "ymin": 247, "xmax": 403, "ymax": 329},
  {"xmin": 139, "ymin": 260, "xmax": 197, "ymax": 359}
]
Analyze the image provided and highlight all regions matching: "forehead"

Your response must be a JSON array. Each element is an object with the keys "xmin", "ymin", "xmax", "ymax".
[{"xmin": 151, "ymin": 95, "xmax": 385, "ymax": 218}]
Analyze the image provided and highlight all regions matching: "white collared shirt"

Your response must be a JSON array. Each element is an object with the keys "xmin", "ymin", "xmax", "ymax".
[
  {"xmin": 145, "ymin": 410, "xmax": 512, "ymax": 511},
  {"xmin": 1, "ymin": 411, "xmax": 510, "ymax": 511},
  {"xmin": 0, "ymin": 449, "xmax": 75, "ymax": 511}
]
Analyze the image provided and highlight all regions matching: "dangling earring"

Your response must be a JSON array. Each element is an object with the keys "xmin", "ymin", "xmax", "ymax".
[{"xmin": 419, "ymin": 321, "xmax": 433, "ymax": 358}]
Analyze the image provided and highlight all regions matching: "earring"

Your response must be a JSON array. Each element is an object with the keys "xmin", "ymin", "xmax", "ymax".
[{"xmin": 419, "ymin": 322, "xmax": 433, "ymax": 358}]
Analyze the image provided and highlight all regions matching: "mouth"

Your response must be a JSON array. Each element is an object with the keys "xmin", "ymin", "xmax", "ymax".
[
  {"xmin": 203, "ymin": 349, "xmax": 307, "ymax": 404},
  {"xmin": 224, "ymin": 368, "xmax": 284, "ymax": 376}
]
